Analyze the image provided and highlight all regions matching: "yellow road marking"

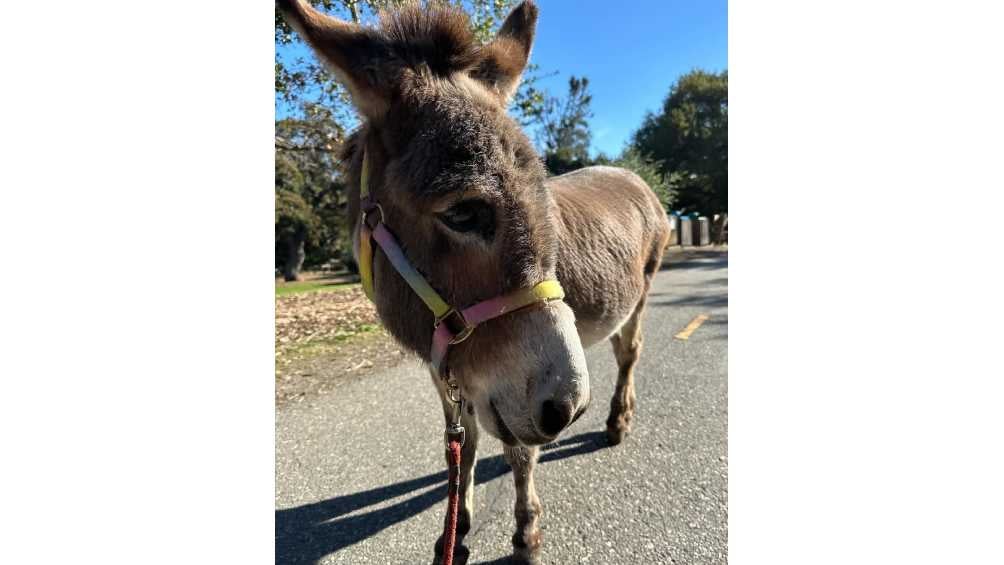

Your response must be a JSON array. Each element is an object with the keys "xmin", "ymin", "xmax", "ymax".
[{"xmin": 674, "ymin": 314, "xmax": 710, "ymax": 340}]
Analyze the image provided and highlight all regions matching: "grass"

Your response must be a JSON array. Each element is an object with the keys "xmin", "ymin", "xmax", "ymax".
[
  {"xmin": 281, "ymin": 323, "xmax": 383, "ymax": 358},
  {"xmin": 275, "ymin": 279, "xmax": 358, "ymax": 297}
]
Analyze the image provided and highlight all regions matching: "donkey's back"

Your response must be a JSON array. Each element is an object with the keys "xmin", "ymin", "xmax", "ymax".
[{"xmin": 550, "ymin": 165, "xmax": 671, "ymax": 350}]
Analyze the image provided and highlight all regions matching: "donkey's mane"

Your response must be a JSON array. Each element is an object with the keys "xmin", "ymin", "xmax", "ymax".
[
  {"xmin": 336, "ymin": 3, "xmax": 534, "ymax": 180},
  {"xmin": 379, "ymin": 5, "xmax": 482, "ymax": 77}
]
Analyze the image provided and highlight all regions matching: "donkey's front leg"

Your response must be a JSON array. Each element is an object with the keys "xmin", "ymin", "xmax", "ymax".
[
  {"xmin": 432, "ymin": 371, "xmax": 480, "ymax": 565},
  {"xmin": 607, "ymin": 293, "xmax": 648, "ymax": 445},
  {"xmin": 503, "ymin": 444, "xmax": 543, "ymax": 564}
]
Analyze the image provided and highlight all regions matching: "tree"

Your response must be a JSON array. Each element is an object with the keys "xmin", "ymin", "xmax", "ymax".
[
  {"xmin": 275, "ymin": 169, "xmax": 317, "ymax": 281},
  {"xmin": 590, "ymin": 148, "xmax": 675, "ymax": 213},
  {"xmin": 609, "ymin": 148, "xmax": 675, "ymax": 211},
  {"xmin": 632, "ymin": 69, "xmax": 727, "ymax": 216},
  {"xmin": 275, "ymin": 104, "xmax": 348, "ymax": 280},
  {"xmin": 538, "ymin": 76, "xmax": 594, "ymax": 175}
]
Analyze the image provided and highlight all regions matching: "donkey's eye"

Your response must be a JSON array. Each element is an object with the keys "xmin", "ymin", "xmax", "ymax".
[{"xmin": 438, "ymin": 200, "xmax": 494, "ymax": 239}]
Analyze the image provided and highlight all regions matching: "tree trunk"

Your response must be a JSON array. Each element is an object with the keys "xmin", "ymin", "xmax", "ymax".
[
  {"xmin": 282, "ymin": 235, "xmax": 305, "ymax": 282},
  {"xmin": 342, "ymin": 254, "xmax": 359, "ymax": 275}
]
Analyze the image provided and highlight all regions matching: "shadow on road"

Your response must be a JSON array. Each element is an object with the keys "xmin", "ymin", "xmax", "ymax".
[
  {"xmin": 649, "ymin": 294, "xmax": 728, "ymax": 308},
  {"xmin": 660, "ymin": 249, "xmax": 728, "ymax": 272},
  {"xmin": 276, "ymin": 431, "xmax": 609, "ymax": 565}
]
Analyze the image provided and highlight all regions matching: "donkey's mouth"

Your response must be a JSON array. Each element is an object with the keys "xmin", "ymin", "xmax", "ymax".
[
  {"xmin": 488, "ymin": 399, "xmax": 519, "ymax": 445},
  {"xmin": 489, "ymin": 399, "xmax": 556, "ymax": 447}
]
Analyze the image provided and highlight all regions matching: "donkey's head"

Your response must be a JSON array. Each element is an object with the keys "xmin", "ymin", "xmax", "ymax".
[{"xmin": 279, "ymin": 0, "xmax": 589, "ymax": 445}]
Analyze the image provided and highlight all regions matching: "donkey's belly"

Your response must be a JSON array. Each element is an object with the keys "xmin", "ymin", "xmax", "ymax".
[
  {"xmin": 576, "ymin": 313, "xmax": 633, "ymax": 349},
  {"xmin": 547, "ymin": 165, "xmax": 670, "ymax": 350},
  {"xmin": 558, "ymin": 246, "xmax": 649, "ymax": 350},
  {"xmin": 555, "ymin": 203, "xmax": 653, "ymax": 350}
]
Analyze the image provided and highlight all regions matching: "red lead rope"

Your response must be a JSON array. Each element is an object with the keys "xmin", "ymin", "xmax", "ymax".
[{"xmin": 442, "ymin": 439, "xmax": 462, "ymax": 565}]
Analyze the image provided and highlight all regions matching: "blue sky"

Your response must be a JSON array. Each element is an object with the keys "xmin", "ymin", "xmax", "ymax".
[
  {"xmin": 277, "ymin": 0, "xmax": 727, "ymax": 157},
  {"xmin": 531, "ymin": 0, "xmax": 727, "ymax": 156}
]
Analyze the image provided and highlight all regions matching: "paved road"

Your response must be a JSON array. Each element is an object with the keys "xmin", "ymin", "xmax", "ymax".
[{"xmin": 276, "ymin": 250, "xmax": 728, "ymax": 564}]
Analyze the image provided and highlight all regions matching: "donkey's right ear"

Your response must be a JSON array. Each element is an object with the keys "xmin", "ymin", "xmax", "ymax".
[
  {"xmin": 471, "ymin": 0, "xmax": 538, "ymax": 103},
  {"xmin": 277, "ymin": 0, "xmax": 391, "ymax": 118}
]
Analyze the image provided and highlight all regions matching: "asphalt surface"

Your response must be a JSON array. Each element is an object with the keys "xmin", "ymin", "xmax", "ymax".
[{"xmin": 276, "ymin": 249, "xmax": 728, "ymax": 564}]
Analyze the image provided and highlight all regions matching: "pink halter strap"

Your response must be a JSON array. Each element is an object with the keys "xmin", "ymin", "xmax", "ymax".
[{"xmin": 429, "ymin": 280, "xmax": 565, "ymax": 374}]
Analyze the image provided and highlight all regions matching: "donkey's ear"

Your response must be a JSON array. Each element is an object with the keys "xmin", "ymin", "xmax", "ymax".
[
  {"xmin": 277, "ymin": 0, "xmax": 391, "ymax": 118},
  {"xmin": 471, "ymin": 0, "xmax": 538, "ymax": 102}
]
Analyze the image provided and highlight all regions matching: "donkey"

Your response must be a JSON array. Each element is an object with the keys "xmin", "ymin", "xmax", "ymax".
[{"xmin": 278, "ymin": 1, "xmax": 671, "ymax": 563}]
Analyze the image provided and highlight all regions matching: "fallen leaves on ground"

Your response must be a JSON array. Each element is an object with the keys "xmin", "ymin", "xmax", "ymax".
[
  {"xmin": 275, "ymin": 286, "xmax": 378, "ymax": 355},
  {"xmin": 275, "ymin": 286, "xmax": 412, "ymax": 405}
]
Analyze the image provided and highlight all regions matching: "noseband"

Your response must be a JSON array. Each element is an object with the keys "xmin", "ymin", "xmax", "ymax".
[{"xmin": 354, "ymin": 150, "xmax": 566, "ymax": 381}]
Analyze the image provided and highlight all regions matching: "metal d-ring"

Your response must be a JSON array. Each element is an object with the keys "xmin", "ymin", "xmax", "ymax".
[
  {"xmin": 360, "ymin": 203, "xmax": 385, "ymax": 229},
  {"xmin": 435, "ymin": 308, "xmax": 475, "ymax": 345}
]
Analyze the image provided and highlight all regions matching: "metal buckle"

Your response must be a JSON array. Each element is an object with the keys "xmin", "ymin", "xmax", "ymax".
[
  {"xmin": 435, "ymin": 308, "xmax": 475, "ymax": 344},
  {"xmin": 445, "ymin": 422, "xmax": 466, "ymax": 449},
  {"xmin": 446, "ymin": 380, "xmax": 462, "ymax": 405},
  {"xmin": 445, "ymin": 391, "xmax": 465, "ymax": 448},
  {"xmin": 360, "ymin": 203, "xmax": 385, "ymax": 229}
]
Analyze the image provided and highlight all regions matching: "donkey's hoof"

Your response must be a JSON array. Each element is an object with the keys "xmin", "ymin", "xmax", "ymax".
[
  {"xmin": 433, "ymin": 535, "xmax": 470, "ymax": 565},
  {"xmin": 511, "ymin": 530, "xmax": 542, "ymax": 564},
  {"xmin": 606, "ymin": 423, "xmax": 630, "ymax": 445}
]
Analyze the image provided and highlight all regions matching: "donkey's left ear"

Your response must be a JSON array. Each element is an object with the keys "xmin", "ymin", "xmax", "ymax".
[
  {"xmin": 277, "ymin": 0, "xmax": 392, "ymax": 119},
  {"xmin": 471, "ymin": 0, "xmax": 538, "ymax": 103}
]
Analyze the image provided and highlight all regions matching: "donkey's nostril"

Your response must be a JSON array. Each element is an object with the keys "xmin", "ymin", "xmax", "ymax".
[{"xmin": 539, "ymin": 399, "xmax": 575, "ymax": 437}]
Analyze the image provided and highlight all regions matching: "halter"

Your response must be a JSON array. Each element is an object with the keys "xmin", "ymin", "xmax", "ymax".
[{"xmin": 353, "ymin": 150, "xmax": 566, "ymax": 381}]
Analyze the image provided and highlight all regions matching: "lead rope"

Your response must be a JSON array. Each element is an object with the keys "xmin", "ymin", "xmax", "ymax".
[
  {"xmin": 443, "ymin": 438, "xmax": 461, "ymax": 565},
  {"xmin": 442, "ymin": 382, "xmax": 465, "ymax": 565}
]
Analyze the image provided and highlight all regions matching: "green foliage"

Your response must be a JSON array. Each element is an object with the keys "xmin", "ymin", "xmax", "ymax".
[
  {"xmin": 538, "ymin": 76, "xmax": 594, "ymax": 175},
  {"xmin": 444, "ymin": 0, "xmax": 512, "ymax": 43},
  {"xmin": 534, "ymin": 76, "xmax": 673, "ymax": 209},
  {"xmin": 590, "ymin": 149, "xmax": 674, "ymax": 211},
  {"xmin": 275, "ymin": 174, "xmax": 318, "ymax": 240},
  {"xmin": 275, "ymin": 280, "xmax": 358, "ymax": 297},
  {"xmin": 275, "ymin": 104, "xmax": 350, "ymax": 271},
  {"xmin": 632, "ymin": 69, "xmax": 727, "ymax": 215},
  {"xmin": 612, "ymin": 148, "xmax": 676, "ymax": 211},
  {"xmin": 510, "ymin": 63, "xmax": 553, "ymax": 126}
]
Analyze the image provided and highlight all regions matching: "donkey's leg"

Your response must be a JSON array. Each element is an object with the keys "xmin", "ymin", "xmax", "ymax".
[
  {"xmin": 431, "ymin": 370, "xmax": 480, "ymax": 565},
  {"xmin": 503, "ymin": 444, "xmax": 543, "ymax": 565},
  {"xmin": 607, "ymin": 291, "xmax": 649, "ymax": 445}
]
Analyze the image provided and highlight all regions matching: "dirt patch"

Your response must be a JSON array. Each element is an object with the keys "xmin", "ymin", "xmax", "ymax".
[
  {"xmin": 276, "ymin": 286, "xmax": 411, "ymax": 405},
  {"xmin": 276, "ymin": 286, "xmax": 378, "ymax": 355},
  {"xmin": 276, "ymin": 330, "xmax": 414, "ymax": 406}
]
